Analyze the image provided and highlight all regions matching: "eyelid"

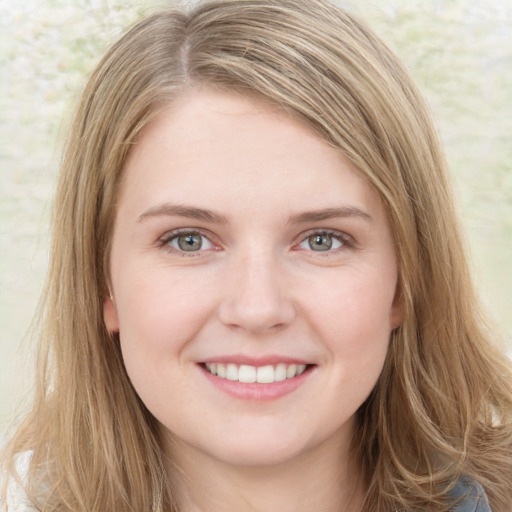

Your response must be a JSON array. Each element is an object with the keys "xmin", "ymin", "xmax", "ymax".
[
  {"xmin": 158, "ymin": 228, "xmax": 221, "ymax": 255},
  {"xmin": 294, "ymin": 228, "xmax": 355, "ymax": 251},
  {"xmin": 156, "ymin": 227, "xmax": 355, "ymax": 255}
]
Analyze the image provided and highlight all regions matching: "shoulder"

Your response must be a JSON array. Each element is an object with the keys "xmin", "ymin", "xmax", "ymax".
[
  {"xmin": 2, "ymin": 451, "xmax": 38, "ymax": 512},
  {"xmin": 448, "ymin": 477, "xmax": 492, "ymax": 512}
]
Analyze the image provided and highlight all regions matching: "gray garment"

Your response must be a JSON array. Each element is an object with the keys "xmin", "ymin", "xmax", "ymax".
[{"xmin": 449, "ymin": 478, "xmax": 492, "ymax": 511}]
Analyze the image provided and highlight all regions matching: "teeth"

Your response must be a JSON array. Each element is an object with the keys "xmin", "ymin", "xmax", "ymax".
[
  {"xmin": 226, "ymin": 363, "xmax": 238, "ymax": 381},
  {"xmin": 239, "ymin": 365, "xmax": 257, "ymax": 383},
  {"xmin": 217, "ymin": 364, "xmax": 226, "ymax": 378},
  {"xmin": 256, "ymin": 365, "xmax": 275, "ymax": 383},
  {"xmin": 275, "ymin": 363, "xmax": 287, "ymax": 381},
  {"xmin": 286, "ymin": 364, "xmax": 297, "ymax": 379},
  {"xmin": 204, "ymin": 362, "xmax": 308, "ymax": 383}
]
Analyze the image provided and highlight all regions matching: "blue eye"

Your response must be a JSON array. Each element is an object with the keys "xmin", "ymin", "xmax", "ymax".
[
  {"xmin": 298, "ymin": 232, "xmax": 345, "ymax": 252},
  {"xmin": 167, "ymin": 232, "xmax": 213, "ymax": 252}
]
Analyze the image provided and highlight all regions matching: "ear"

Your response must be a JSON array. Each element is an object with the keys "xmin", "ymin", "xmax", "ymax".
[{"xmin": 104, "ymin": 296, "xmax": 120, "ymax": 334}]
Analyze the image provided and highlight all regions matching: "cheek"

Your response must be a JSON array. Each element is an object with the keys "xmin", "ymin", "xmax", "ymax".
[
  {"xmin": 115, "ymin": 269, "xmax": 219, "ymax": 416},
  {"xmin": 302, "ymin": 267, "xmax": 395, "ymax": 361},
  {"xmin": 114, "ymin": 267, "xmax": 220, "ymax": 375}
]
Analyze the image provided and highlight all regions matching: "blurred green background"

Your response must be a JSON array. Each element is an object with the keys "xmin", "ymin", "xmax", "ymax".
[{"xmin": 1, "ymin": 0, "xmax": 511, "ymax": 429}]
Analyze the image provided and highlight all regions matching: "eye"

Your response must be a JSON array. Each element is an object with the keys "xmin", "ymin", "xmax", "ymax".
[
  {"xmin": 165, "ymin": 231, "xmax": 213, "ymax": 252},
  {"xmin": 298, "ymin": 231, "xmax": 346, "ymax": 252}
]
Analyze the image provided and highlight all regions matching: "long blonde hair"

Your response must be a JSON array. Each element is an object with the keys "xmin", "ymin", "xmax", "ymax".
[{"xmin": 3, "ymin": 1, "xmax": 512, "ymax": 510}]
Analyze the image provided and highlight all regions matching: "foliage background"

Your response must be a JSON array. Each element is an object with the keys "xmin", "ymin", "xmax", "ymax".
[{"xmin": 1, "ymin": 0, "xmax": 511, "ymax": 427}]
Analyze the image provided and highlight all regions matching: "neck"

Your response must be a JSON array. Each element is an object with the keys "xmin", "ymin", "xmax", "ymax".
[{"xmin": 163, "ymin": 429, "xmax": 366, "ymax": 512}]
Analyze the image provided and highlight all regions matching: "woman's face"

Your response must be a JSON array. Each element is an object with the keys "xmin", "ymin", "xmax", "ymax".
[{"xmin": 105, "ymin": 88, "xmax": 402, "ymax": 468}]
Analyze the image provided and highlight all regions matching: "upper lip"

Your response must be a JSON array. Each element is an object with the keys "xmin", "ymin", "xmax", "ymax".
[{"xmin": 200, "ymin": 354, "xmax": 312, "ymax": 366}]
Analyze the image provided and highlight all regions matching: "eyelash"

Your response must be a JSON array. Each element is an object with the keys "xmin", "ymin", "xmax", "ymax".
[
  {"xmin": 158, "ymin": 228, "xmax": 217, "ymax": 256},
  {"xmin": 296, "ymin": 229, "xmax": 354, "ymax": 253},
  {"xmin": 157, "ymin": 228, "xmax": 354, "ymax": 256}
]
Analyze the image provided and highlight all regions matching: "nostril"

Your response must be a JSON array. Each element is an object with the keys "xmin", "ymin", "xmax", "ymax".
[{"xmin": 218, "ymin": 302, "xmax": 296, "ymax": 333}]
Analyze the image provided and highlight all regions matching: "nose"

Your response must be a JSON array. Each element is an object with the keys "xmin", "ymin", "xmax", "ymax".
[{"xmin": 218, "ymin": 251, "xmax": 296, "ymax": 334}]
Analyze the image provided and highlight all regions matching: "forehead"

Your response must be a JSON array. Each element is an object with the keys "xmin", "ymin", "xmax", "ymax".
[
  {"xmin": 130, "ymin": 88, "xmax": 331, "ymax": 170},
  {"xmin": 118, "ymin": 87, "xmax": 384, "ymax": 223}
]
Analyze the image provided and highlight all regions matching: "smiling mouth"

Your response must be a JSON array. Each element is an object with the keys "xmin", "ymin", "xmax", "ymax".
[{"xmin": 202, "ymin": 362, "xmax": 311, "ymax": 384}]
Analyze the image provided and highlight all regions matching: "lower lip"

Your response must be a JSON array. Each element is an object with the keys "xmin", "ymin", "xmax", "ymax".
[{"xmin": 199, "ymin": 365, "xmax": 313, "ymax": 401}]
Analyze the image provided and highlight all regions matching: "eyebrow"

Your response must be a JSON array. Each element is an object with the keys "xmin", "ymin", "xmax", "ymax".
[
  {"xmin": 138, "ymin": 203, "xmax": 228, "ymax": 224},
  {"xmin": 288, "ymin": 207, "xmax": 373, "ymax": 224},
  {"xmin": 138, "ymin": 203, "xmax": 372, "ymax": 225}
]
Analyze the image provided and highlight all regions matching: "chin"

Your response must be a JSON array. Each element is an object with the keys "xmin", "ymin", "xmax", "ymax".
[{"xmin": 203, "ymin": 431, "xmax": 315, "ymax": 468}]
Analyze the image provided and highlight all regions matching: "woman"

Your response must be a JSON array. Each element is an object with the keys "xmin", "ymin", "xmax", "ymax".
[{"xmin": 2, "ymin": 1, "xmax": 511, "ymax": 510}]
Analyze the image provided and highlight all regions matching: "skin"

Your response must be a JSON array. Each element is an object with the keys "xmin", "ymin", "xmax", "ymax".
[{"xmin": 104, "ymin": 88, "xmax": 403, "ymax": 512}]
